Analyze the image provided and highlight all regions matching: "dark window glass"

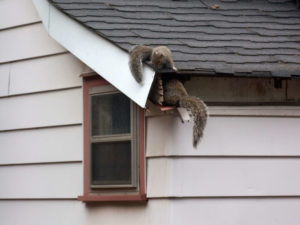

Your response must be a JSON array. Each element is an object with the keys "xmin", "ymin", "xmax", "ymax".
[
  {"xmin": 91, "ymin": 93, "xmax": 130, "ymax": 136},
  {"xmin": 91, "ymin": 141, "xmax": 131, "ymax": 185}
]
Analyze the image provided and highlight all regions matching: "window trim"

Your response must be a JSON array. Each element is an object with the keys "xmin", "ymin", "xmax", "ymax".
[
  {"xmin": 78, "ymin": 75, "xmax": 146, "ymax": 202},
  {"xmin": 89, "ymin": 86, "xmax": 136, "ymax": 189}
]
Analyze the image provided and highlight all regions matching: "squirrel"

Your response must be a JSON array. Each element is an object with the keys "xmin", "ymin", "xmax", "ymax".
[
  {"xmin": 129, "ymin": 45, "xmax": 207, "ymax": 146},
  {"xmin": 163, "ymin": 79, "xmax": 208, "ymax": 147},
  {"xmin": 129, "ymin": 45, "xmax": 177, "ymax": 83}
]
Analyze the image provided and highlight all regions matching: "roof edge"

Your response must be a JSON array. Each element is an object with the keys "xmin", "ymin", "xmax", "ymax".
[{"xmin": 32, "ymin": 0, "xmax": 155, "ymax": 108}]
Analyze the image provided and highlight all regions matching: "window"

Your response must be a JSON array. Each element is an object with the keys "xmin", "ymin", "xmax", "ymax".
[{"xmin": 78, "ymin": 75, "xmax": 146, "ymax": 202}]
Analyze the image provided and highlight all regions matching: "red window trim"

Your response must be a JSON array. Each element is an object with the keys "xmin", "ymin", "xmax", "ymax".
[{"xmin": 78, "ymin": 75, "xmax": 147, "ymax": 202}]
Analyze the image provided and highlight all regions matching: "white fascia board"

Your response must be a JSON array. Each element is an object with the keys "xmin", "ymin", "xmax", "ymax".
[{"xmin": 32, "ymin": 0, "xmax": 155, "ymax": 108}]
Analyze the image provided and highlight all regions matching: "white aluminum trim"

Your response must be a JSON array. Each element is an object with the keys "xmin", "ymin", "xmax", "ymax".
[
  {"xmin": 176, "ymin": 107, "xmax": 191, "ymax": 122},
  {"xmin": 32, "ymin": 0, "xmax": 155, "ymax": 108}
]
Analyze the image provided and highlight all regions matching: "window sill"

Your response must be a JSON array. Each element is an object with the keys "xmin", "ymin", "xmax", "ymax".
[
  {"xmin": 78, "ymin": 194, "xmax": 147, "ymax": 203},
  {"xmin": 146, "ymin": 101, "xmax": 191, "ymax": 122}
]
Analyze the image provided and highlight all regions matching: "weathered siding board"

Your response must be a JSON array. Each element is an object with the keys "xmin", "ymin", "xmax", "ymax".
[
  {"xmin": 0, "ymin": 125, "xmax": 82, "ymax": 165},
  {"xmin": 84, "ymin": 200, "xmax": 170, "ymax": 225},
  {"xmin": 210, "ymin": 106, "xmax": 300, "ymax": 117},
  {"xmin": 0, "ymin": 198, "xmax": 299, "ymax": 225},
  {"xmin": 0, "ymin": 23, "xmax": 66, "ymax": 64},
  {"xmin": 0, "ymin": 200, "xmax": 85, "ymax": 225},
  {"xmin": 0, "ymin": 200, "xmax": 172, "ymax": 225},
  {"xmin": 0, "ymin": 163, "xmax": 82, "ymax": 198},
  {"xmin": 147, "ymin": 158, "xmax": 300, "ymax": 197},
  {"xmin": 0, "ymin": 54, "xmax": 84, "ymax": 98},
  {"xmin": 0, "ymin": 88, "xmax": 82, "ymax": 131},
  {"xmin": 0, "ymin": 0, "xmax": 40, "ymax": 30},
  {"xmin": 0, "ymin": 64, "xmax": 10, "ymax": 96},
  {"xmin": 146, "ymin": 114, "xmax": 300, "ymax": 156},
  {"xmin": 8, "ymin": 53, "xmax": 83, "ymax": 96},
  {"xmin": 170, "ymin": 198, "xmax": 300, "ymax": 225}
]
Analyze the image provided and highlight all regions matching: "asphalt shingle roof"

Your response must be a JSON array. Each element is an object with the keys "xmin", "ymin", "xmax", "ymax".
[{"xmin": 49, "ymin": 0, "xmax": 300, "ymax": 77}]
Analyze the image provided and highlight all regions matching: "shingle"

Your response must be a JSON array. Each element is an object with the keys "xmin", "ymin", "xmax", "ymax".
[{"xmin": 49, "ymin": 0, "xmax": 300, "ymax": 77}]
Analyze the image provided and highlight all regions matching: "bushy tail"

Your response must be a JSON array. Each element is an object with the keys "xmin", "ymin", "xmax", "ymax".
[
  {"xmin": 179, "ymin": 96, "xmax": 208, "ymax": 147},
  {"xmin": 129, "ymin": 45, "xmax": 153, "ymax": 83}
]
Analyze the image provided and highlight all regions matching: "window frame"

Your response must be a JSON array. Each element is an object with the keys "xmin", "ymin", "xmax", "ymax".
[
  {"xmin": 78, "ymin": 75, "xmax": 146, "ymax": 202},
  {"xmin": 89, "ymin": 85, "xmax": 137, "ymax": 189}
]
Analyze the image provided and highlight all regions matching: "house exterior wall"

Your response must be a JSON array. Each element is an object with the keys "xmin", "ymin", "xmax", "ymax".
[
  {"xmin": 0, "ymin": 0, "xmax": 84, "ymax": 217},
  {"xmin": 145, "ymin": 110, "xmax": 300, "ymax": 225},
  {"xmin": 1, "ymin": 0, "xmax": 300, "ymax": 225}
]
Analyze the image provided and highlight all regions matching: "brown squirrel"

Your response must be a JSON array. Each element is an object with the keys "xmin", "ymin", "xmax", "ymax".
[
  {"xmin": 129, "ymin": 45, "xmax": 207, "ymax": 147},
  {"xmin": 163, "ymin": 79, "xmax": 208, "ymax": 147},
  {"xmin": 129, "ymin": 45, "xmax": 177, "ymax": 83}
]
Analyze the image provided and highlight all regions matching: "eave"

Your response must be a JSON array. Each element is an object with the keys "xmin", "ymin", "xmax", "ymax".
[{"xmin": 32, "ymin": 0, "xmax": 155, "ymax": 108}]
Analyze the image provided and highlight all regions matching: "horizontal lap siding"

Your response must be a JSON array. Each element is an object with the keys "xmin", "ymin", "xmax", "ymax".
[
  {"xmin": 0, "ymin": 53, "xmax": 84, "ymax": 98},
  {"xmin": 0, "ymin": 163, "xmax": 82, "ymax": 199},
  {"xmin": 0, "ymin": 23, "xmax": 66, "ymax": 63},
  {"xmin": 0, "ymin": 0, "xmax": 40, "ymax": 30},
  {"xmin": 0, "ymin": 201, "xmax": 86, "ymax": 225},
  {"xmin": 0, "ymin": 0, "xmax": 85, "ymax": 201},
  {"xmin": 147, "ymin": 157, "xmax": 300, "ymax": 197},
  {"xmin": 8, "ymin": 53, "xmax": 84, "ymax": 96},
  {"xmin": 146, "ymin": 113, "xmax": 300, "ymax": 201},
  {"xmin": 0, "ymin": 200, "xmax": 171, "ymax": 225},
  {"xmin": 0, "ymin": 64, "xmax": 10, "ymax": 96},
  {"xmin": 0, "ymin": 88, "xmax": 82, "ymax": 131},
  {"xmin": 170, "ymin": 198, "xmax": 300, "ymax": 225},
  {"xmin": 1, "ymin": 199, "xmax": 299, "ymax": 225},
  {"xmin": 0, "ymin": 125, "xmax": 82, "ymax": 165},
  {"xmin": 146, "ymin": 114, "xmax": 300, "ymax": 156}
]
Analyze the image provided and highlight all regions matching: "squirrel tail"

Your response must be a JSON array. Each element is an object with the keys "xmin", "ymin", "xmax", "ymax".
[
  {"xmin": 129, "ymin": 45, "xmax": 153, "ymax": 83},
  {"xmin": 179, "ymin": 96, "xmax": 208, "ymax": 147}
]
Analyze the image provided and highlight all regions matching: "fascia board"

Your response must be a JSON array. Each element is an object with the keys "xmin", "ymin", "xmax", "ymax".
[{"xmin": 32, "ymin": 0, "xmax": 155, "ymax": 108}]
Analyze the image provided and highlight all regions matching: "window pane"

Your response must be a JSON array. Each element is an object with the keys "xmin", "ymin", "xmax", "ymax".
[
  {"xmin": 91, "ymin": 93, "xmax": 130, "ymax": 136},
  {"xmin": 91, "ymin": 141, "xmax": 131, "ymax": 186}
]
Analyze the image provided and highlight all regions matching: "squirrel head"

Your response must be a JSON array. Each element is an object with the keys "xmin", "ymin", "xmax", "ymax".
[
  {"xmin": 151, "ymin": 46, "xmax": 175, "ymax": 70},
  {"xmin": 153, "ymin": 50, "xmax": 163, "ymax": 58}
]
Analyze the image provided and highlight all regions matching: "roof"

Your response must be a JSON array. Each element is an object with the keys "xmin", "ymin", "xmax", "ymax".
[{"xmin": 49, "ymin": 0, "xmax": 300, "ymax": 78}]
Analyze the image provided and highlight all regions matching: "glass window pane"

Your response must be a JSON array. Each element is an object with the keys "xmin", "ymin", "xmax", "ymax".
[
  {"xmin": 91, "ymin": 93, "xmax": 130, "ymax": 136},
  {"xmin": 91, "ymin": 141, "xmax": 131, "ymax": 186}
]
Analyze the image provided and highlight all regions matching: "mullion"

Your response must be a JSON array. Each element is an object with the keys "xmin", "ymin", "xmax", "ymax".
[{"xmin": 90, "ymin": 134, "xmax": 131, "ymax": 143}]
